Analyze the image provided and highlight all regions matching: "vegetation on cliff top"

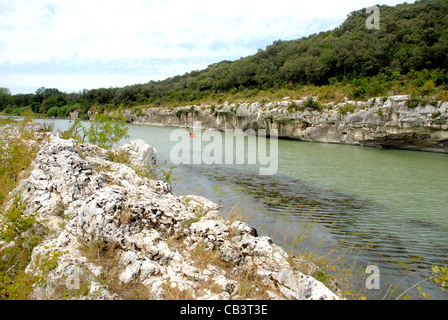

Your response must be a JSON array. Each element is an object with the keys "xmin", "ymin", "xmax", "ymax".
[{"xmin": 1, "ymin": 0, "xmax": 448, "ymax": 119}]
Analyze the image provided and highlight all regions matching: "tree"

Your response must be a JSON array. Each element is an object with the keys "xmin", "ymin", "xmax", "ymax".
[
  {"xmin": 61, "ymin": 114, "xmax": 129, "ymax": 150},
  {"xmin": 30, "ymin": 102, "xmax": 40, "ymax": 114},
  {"xmin": 46, "ymin": 106, "xmax": 59, "ymax": 118},
  {"xmin": 86, "ymin": 114, "xmax": 130, "ymax": 149},
  {"xmin": 35, "ymin": 87, "xmax": 45, "ymax": 105},
  {"xmin": 0, "ymin": 87, "xmax": 11, "ymax": 111}
]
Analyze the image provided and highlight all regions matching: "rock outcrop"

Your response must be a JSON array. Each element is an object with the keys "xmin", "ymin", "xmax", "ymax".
[
  {"xmin": 3, "ymin": 133, "xmax": 339, "ymax": 300},
  {"xmin": 121, "ymin": 95, "xmax": 448, "ymax": 153}
]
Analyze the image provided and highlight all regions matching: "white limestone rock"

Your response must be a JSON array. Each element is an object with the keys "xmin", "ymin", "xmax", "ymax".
[
  {"xmin": 117, "ymin": 139, "xmax": 157, "ymax": 168},
  {"xmin": 273, "ymin": 269, "xmax": 339, "ymax": 300},
  {"xmin": 3, "ymin": 130, "xmax": 340, "ymax": 300}
]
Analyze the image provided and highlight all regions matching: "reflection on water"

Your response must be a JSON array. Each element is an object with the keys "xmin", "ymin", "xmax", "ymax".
[{"xmin": 37, "ymin": 119, "xmax": 448, "ymax": 300}]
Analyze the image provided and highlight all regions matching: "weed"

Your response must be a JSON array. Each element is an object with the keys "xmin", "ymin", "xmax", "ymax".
[
  {"xmin": 338, "ymin": 103, "xmax": 356, "ymax": 115},
  {"xmin": 189, "ymin": 241, "xmax": 221, "ymax": 269},
  {"xmin": 431, "ymin": 111, "xmax": 441, "ymax": 119},
  {"xmin": 406, "ymin": 94, "xmax": 421, "ymax": 108},
  {"xmin": 0, "ymin": 128, "xmax": 41, "ymax": 206},
  {"xmin": 287, "ymin": 101, "xmax": 304, "ymax": 113},
  {"xmin": 77, "ymin": 240, "xmax": 152, "ymax": 300},
  {"xmin": 163, "ymin": 280, "xmax": 194, "ymax": 300},
  {"xmin": 303, "ymin": 97, "xmax": 322, "ymax": 111},
  {"xmin": 0, "ymin": 196, "xmax": 48, "ymax": 299}
]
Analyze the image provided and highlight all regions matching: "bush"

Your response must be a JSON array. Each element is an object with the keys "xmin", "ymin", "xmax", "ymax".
[
  {"xmin": 0, "ymin": 196, "xmax": 45, "ymax": 300},
  {"xmin": 406, "ymin": 95, "xmax": 421, "ymax": 108},
  {"xmin": 85, "ymin": 114, "xmax": 129, "ymax": 149},
  {"xmin": 421, "ymin": 80, "xmax": 435, "ymax": 95},
  {"xmin": 287, "ymin": 101, "xmax": 304, "ymax": 113},
  {"xmin": 61, "ymin": 114, "xmax": 130, "ymax": 150},
  {"xmin": 303, "ymin": 97, "xmax": 322, "ymax": 111},
  {"xmin": 46, "ymin": 106, "xmax": 59, "ymax": 117},
  {"xmin": 351, "ymin": 86, "xmax": 367, "ymax": 100},
  {"xmin": 30, "ymin": 102, "xmax": 40, "ymax": 113},
  {"xmin": 0, "ymin": 128, "xmax": 41, "ymax": 206},
  {"xmin": 338, "ymin": 103, "xmax": 356, "ymax": 115},
  {"xmin": 431, "ymin": 111, "xmax": 441, "ymax": 118}
]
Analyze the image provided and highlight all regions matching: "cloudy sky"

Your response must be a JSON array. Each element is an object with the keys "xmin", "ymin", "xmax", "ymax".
[{"xmin": 0, "ymin": 0, "xmax": 410, "ymax": 94}]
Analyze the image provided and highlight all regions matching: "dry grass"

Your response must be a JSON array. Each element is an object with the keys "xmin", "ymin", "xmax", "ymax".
[
  {"xmin": 0, "ymin": 125, "xmax": 44, "ymax": 207},
  {"xmin": 77, "ymin": 240, "xmax": 151, "ymax": 300},
  {"xmin": 162, "ymin": 280, "xmax": 195, "ymax": 300}
]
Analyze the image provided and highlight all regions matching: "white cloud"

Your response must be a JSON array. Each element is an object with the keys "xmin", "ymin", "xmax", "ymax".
[
  {"xmin": 2, "ymin": 72, "xmax": 160, "ymax": 93},
  {"xmin": 1, "ymin": 60, "xmax": 210, "ymax": 94},
  {"xmin": 0, "ymin": 0, "xmax": 412, "ymax": 93}
]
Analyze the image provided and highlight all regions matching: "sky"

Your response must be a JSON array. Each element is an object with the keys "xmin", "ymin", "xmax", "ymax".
[{"xmin": 0, "ymin": 0, "xmax": 412, "ymax": 95}]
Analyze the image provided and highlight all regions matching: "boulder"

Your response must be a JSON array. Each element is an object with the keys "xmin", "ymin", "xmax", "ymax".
[{"xmin": 117, "ymin": 139, "xmax": 157, "ymax": 168}]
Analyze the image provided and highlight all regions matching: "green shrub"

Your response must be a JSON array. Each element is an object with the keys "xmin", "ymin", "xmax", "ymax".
[
  {"xmin": 421, "ymin": 80, "xmax": 435, "ymax": 95},
  {"xmin": 0, "ymin": 196, "xmax": 46, "ymax": 300},
  {"xmin": 431, "ymin": 111, "xmax": 441, "ymax": 119},
  {"xmin": 0, "ymin": 128, "xmax": 40, "ymax": 206},
  {"xmin": 46, "ymin": 106, "xmax": 59, "ymax": 117},
  {"xmin": 59, "ymin": 119, "xmax": 86, "ymax": 142},
  {"xmin": 86, "ymin": 114, "xmax": 129, "ymax": 149},
  {"xmin": 0, "ymin": 196, "xmax": 35, "ymax": 242},
  {"xmin": 61, "ymin": 114, "xmax": 129, "ymax": 150},
  {"xmin": 406, "ymin": 95, "xmax": 421, "ymax": 108},
  {"xmin": 287, "ymin": 101, "xmax": 304, "ymax": 113},
  {"xmin": 351, "ymin": 86, "xmax": 367, "ymax": 100},
  {"xmin": 338, "ymin": 103, "xmax": 356, "ymax": 115},
  {"xmin": 303, "ymin": 97, "xmax": 322, "ymax": 111}
]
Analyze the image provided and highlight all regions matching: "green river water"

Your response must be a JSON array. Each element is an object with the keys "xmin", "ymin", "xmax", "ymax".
[{"xmin": 40, "ymin": 119, "xmax": 448, "ymax": 300}]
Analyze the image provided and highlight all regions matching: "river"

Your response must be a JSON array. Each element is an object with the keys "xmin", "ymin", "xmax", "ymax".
[{"xmin": 38, "ymin": 118, "xmax": 448, "ymax": 300}]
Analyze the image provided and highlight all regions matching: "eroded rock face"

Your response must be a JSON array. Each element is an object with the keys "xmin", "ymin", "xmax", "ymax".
[
  {"xmin": 121, "ymin": 95, "xmax": 448, "ymax": 153},
  {"xmin": 6, "ymin": 134, "xmax": 339, "ymax": 300}
]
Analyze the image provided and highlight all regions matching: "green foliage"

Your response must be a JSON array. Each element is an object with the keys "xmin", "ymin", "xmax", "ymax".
[
  {"xmin": 59, "ymin": 119, "xmax": 86, "ymax": 142},
  {"xmin": 85, "ymin": 114, "xmax": 129, "ymax": 149},
  {"xmin": 106, "ymin": 149, "xmax": 130, "ymax": 164},
  {"xmin": 21, "ymin": 109, "xmax": 35, "ymax": 124},
  {"xmin": 287, "ymin": 101, "xmax": 304, "ymax": 113},
  {"xmin": 395, "ymin": 264, "xmax": 448, "ymax": 300},
  {"xmin": 2, "ymin": 106, "xmax": 31, "ymax": 116},
  {"xmin": 406, "ymin": 94, "xmax": 422, "ymax": 108},
  {"xmin": 0, "ymin": 87, "xmax": 12, "ymax": 112},
  {"xmin": 46, "ymin": 106, "xmax": 59, "ymax": 117},
  {"xmin": 431, "ymin": 265, "xmax": 448, "ymax": 292},
  {"xmin": 431, "ymin": 111, "xmax": 441, "ymax": 119},
  {"xmin": 132, "ymin": 160, "xmax": 177, "ymax": 185},
  {"xmin": 303, "ymin": 97, "xmax": 322, "ymax": 111},
  {"xmin": 61, "ymin": 114, "xmax": 129, "ymax": 150},
  {"xmin": 338, "ymin": 103, "xmax": 356, "ymax": 115},
  {"xmin": 0, "ymin": 196, "xmax": 47, "ymax": 300},
  {"xmin": 0, "ymin": 196, "xmax": 36, "ymax": 242},
  {"xmin": 421, "ymin": 80, "xmax": 435, "ymax": 95},
  {"xmin": 0, "ymin": 128, "xmax": 41, "ymax": 206}
]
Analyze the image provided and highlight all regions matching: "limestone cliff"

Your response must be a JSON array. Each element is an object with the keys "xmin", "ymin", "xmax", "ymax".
[{"xmin": 122, "ymin": 95, "xmax": 448, "ymax": 153}]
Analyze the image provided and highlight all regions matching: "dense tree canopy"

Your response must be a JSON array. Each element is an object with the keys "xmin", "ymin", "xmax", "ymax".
[{"xmin": 1, "ymin": 0, "xmax": 447, "ymax": 115}]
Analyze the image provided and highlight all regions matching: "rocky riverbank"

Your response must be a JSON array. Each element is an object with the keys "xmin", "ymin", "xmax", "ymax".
[
  {"xmin": 119, "ymin": 95, "xmax": 448, "ymax": 153},
  {"xmin": 0, "ymin": 127, "xmax": 339, "ymax": 300}
]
